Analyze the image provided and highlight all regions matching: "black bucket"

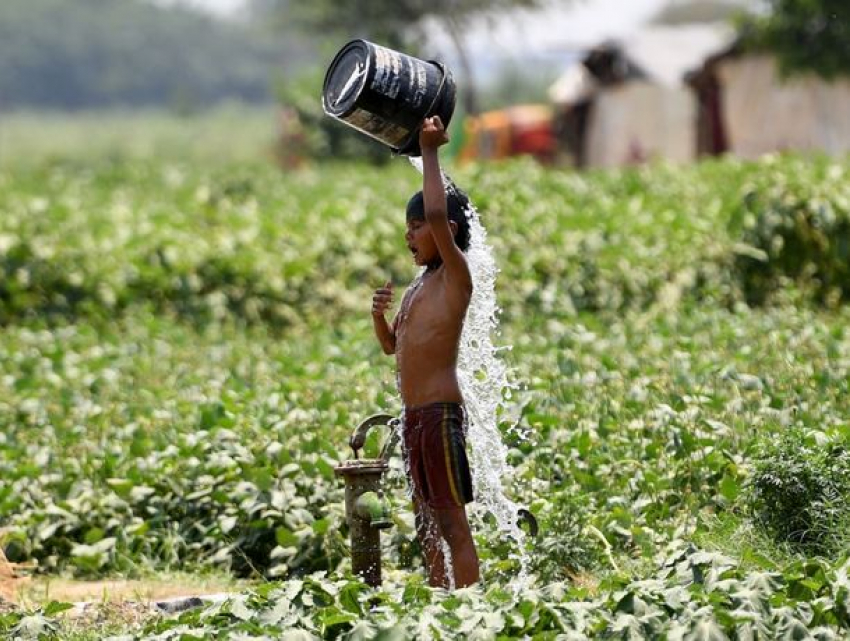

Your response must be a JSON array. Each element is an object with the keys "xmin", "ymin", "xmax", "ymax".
[{"xmin": 322, "ymin": 39, "xmax": 457, "ymax": 157}]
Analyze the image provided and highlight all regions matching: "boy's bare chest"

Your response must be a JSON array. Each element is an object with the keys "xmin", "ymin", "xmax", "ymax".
[{"xmin": 397, "ymin": 274, "xmax": 445, "ymax": 335}]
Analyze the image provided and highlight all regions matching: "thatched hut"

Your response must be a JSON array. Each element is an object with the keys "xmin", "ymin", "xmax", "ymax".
[
  {"xmin": 687, "ymin": 47, "xmax": 850, "ymax": 159},
  {"xmin": 549, "ymin": 24, "xmax": 733, "ymax": 168}
]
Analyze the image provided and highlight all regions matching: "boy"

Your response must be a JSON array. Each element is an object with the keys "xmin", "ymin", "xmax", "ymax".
[{"xmin": 371, "ymin": 116, "xmax": 479, "ymax": 589}]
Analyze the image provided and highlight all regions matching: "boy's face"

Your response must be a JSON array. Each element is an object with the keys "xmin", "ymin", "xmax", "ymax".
[{"xmin": 405, "ymin": 218, "xmax": 437, "ymax": 266}]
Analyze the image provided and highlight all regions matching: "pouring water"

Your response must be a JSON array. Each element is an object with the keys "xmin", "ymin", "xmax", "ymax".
[{"xmin": 408, "ymin": 157, "xmax": 532, "ymax": 587}]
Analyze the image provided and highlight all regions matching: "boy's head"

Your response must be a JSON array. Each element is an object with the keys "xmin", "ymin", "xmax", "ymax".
[{"xmin": 405, "ymin": 188, "xmax": 471, "ymax": 252}]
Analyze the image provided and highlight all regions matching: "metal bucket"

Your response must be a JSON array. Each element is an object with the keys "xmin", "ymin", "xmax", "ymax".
[{"xmin": 322, "ymin": 39, "xmax": 456, "ymax": 157}]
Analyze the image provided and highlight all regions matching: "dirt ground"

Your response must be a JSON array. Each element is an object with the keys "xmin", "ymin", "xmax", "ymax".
[
  {"xmin": 19, "ymin": 577, "xmax": 234, "ymax": 604},
  {"xmin": 1, "ymin": 548, "xmax": 245, "ymax": 610},
  {"xmin": 1, "ymin": 552, "xmax": 250, "ymax": 637}
]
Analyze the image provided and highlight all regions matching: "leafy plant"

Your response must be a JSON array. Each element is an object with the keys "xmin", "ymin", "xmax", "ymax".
[
  {"xmin": 530, "ymin": 491, "xmax": 603, "ymax": 582},
  {"xmin": 732, "ymin": 158, "xmax": 850, "ymax": 305},
  {"xmin": 746, "ymin": 427, "xmax": 850, "ymax": 554}
]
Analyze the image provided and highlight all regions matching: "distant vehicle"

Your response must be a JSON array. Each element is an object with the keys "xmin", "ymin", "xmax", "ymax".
[{"xmin": 458, "ymin": 104, "xmax": 556, "ymax": 163}]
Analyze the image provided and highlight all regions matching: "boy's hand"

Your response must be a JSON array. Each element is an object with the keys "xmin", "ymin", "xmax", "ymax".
[
  {"xmin": 372, "ymin": 281, "xmax": 394, "ymax": 317},
  {"xmin": 419, "ymin": 116, "xmax": 449, "ymax": 151}
]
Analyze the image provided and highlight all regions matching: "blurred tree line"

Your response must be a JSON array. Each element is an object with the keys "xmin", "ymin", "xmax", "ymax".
[
  {"xmin": 742, "ymin": 0, "xmax": 849, "ymax": 79},
  {"xmin": 0, "ymin": 0, "xmax": 300, "ymax": 111}
]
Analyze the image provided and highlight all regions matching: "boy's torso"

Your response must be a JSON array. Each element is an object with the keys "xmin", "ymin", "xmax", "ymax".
[{"xmin": 395, "ymin": 266, "xmax": 468, "ymax": 407}]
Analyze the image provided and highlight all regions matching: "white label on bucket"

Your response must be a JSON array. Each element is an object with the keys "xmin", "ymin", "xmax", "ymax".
[
  {"xmin": 344, "ymin": 107, "xmax": 372, "ymax": 130},
  {"xmin": 343, "ymin": 108, "xmax": 411, "ymax": 148},
  {"xmin": 411, "ymin": 63, "xmax": 428, "ymax": 109},
  {"xmin": 371, "ymin": 45, "xmax": 401, "ymax": 100}
]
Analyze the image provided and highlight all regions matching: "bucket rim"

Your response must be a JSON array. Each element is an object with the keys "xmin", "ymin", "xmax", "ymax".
[{"xmin": 321, "ymin": 39, "xmax": 374, "ymax": 118}]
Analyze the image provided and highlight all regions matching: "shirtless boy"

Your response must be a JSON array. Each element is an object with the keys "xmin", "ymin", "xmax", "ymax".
[{"xmin": 371, "ymin": 116, "xmax": 479, "ymax": 588}]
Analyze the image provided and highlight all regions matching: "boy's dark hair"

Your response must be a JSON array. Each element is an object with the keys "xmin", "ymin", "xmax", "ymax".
[{"xmin": 406, "ymin": 188, "xmax": 471, "ymax": 252}]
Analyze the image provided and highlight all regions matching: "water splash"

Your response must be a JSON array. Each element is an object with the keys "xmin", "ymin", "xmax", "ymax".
[{"xmin": 407, "ymin": 157, "xmax": 529, "ymax": 586}]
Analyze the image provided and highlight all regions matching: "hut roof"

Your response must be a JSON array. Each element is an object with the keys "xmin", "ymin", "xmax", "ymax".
[{"xmin": 550, "ymin": 23, "xmax": 735, "ymax": 104}]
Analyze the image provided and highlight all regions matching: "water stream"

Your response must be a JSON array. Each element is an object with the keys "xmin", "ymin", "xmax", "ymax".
[{"xmin": 407, "ymin": 157, "xmax": 529, "ymax": 585}]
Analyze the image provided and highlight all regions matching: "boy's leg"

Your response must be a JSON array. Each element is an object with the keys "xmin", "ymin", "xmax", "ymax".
[
  {"xmin": 434, "ymin": 506, "xmax": 479, "ymax": 588},
  {"xmin": 413, "ymin": 496, "xmax": 448, "ymax": 587},
  {"xmin": 417, "ymin": 403, "xmax": 478, "ymax": 587}
]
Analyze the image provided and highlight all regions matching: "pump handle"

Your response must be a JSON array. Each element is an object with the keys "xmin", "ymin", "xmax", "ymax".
[{"xmin": 349, "ymin": 413, "xmax": 399, "ymax": 460}]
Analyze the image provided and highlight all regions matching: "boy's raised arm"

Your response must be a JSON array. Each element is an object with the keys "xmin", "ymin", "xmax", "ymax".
[{"xmin": 419, "ymin": 117, "xmax": 472, "ymax": 294}]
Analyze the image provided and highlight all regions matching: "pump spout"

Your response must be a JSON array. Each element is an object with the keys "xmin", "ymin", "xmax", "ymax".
[{"xmin": 354, "ymin": 491, "xmax": 393, "ymax": 530}]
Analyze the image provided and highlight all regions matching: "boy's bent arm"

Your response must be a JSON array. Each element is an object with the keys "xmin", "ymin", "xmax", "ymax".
[
  {"xmin": 373, "ymin": 313, "xmax": 396, "ymax": 354},
  {"xmin": 372, "ymin": 280, "xmax": 396, "ymax": 354},
  {"xmin": 420, "ymin": 118, "xmax": 472, "ymax": 295}
]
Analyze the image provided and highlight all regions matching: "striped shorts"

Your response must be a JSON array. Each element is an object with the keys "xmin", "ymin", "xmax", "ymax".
[{"xmin": 402, "ymin": 402, "xmax": 474, "ymax": 509}]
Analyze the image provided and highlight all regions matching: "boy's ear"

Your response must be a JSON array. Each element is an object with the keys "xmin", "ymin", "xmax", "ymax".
[{"xmin": 448, "ymin": 220, "xmax": 458, "ymax": 236}]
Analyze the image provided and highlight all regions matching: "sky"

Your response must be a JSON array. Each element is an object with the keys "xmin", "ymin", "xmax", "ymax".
[
  {"xmin": 193, "ymin": 0, "xmax": 247, "ymax": 14},
  {"xmin": 423, "ymin": 0, "xmax": 670, "ymax": 79},
  {"xmin": 171, "ymin": 0, "xmax": 670, "ymax": 39},
  {"xmin": 436, "ymin": 0, "xmax": 670, "ymax": 55},
  {"xmin": 152, "ymin": 0, "xmax": 248, "ymax": 16}
]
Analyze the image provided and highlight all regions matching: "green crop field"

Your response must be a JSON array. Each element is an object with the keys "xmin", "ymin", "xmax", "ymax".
[{"xmin": 1, "ymin": 116, "xmax": 850, "ymax": 638}]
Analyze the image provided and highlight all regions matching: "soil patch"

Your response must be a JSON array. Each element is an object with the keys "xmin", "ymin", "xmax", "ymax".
[
  {"xmin": 5, "ymin": 570, "xmax": 249, "ymax": 609},
  {"xmin": 22, "ymin": 578, "xmax": 224, "ymax": 605}
]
